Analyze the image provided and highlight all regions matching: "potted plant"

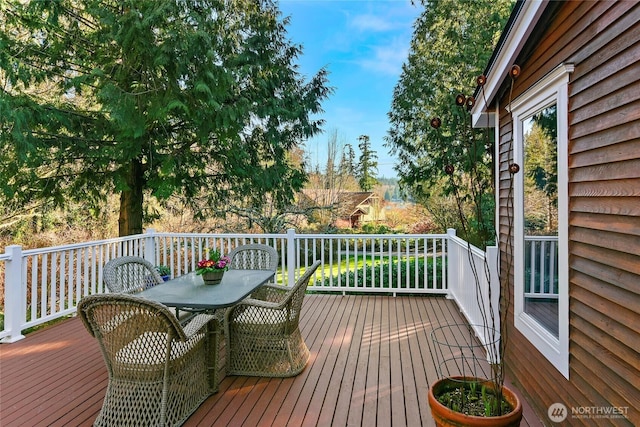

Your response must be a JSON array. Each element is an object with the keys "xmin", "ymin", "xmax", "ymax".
[
  {"xmin": 196, "ymin": 249, "xmax": 230, "ymax": 285},
  {"xmin": 428, "ymin": 323, "xmax": 522, "ymax": 426},
  {"xmin": 426, "ymin": 67, "xmax": 523, "ymax": 426},
  {"xmin": 155, "ymin": 265, "xmax": 171, "ymax": 281}
]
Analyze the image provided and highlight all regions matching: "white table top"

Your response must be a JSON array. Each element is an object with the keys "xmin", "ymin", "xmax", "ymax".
[{"xmin": 138, "ymin": 269, "xmax": 274, "ymax": 310}]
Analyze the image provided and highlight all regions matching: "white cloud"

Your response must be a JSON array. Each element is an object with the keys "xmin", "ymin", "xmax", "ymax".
[
  {"xmin": 358, "ymin": 37, "xmax": 410, "ymax": 75},
  {"xmin": 343, "ymin": 4, "xmax": 417, "ymax": 75},
  {"xmin": 351, "ymin": 14, "xmax": 394, "ymax": 32}
]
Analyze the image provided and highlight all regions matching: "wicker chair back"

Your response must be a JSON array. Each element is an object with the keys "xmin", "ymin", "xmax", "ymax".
[
  {"xmin": 227, "ymin": 244, "xmax": 278, "ymax": 272},
  {"xmin": 103, "ymin": 256, "xmax": 164, "ymax": 293}
]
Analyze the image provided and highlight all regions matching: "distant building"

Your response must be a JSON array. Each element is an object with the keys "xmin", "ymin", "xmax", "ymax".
[
  {"xmin": 337, "ymin": 191, "xmax": 385, "ymax": 228},
  {"xmin": 300, "ymin": 190, "xmax": 385, "ymax": 228}
]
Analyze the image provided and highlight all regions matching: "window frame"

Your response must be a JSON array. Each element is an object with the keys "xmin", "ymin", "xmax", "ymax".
[{"xmin": 509, "ymin": 64, "xmax": 573, "ymax": 379}]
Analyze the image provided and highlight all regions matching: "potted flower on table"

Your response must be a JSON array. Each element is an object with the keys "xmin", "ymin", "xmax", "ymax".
[{"xmin": 196, "ymin": 249, "xmax": 230, "ymax": 285}]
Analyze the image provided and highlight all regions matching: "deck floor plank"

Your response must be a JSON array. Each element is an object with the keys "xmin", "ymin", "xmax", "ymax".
[
  {"xmin": 406, "ymin": 296, "xmax": 434, "ymax": 424},
  {"xmin": 375, "ymin": 296, "xmax": 392, "ymax": 427},
  {"xmin": 299, "ymin": 295, "xmax": 352, "ymax": 427},
  {"xmin": 392, "ymin": 293, "xmax": 415, "ymax": 427},
  {"xmin": 346, "ymin": 295, "xmax": 375, "ymax": 427},
  {"xmin": 330, "ymin": 295, "xmax": 370, "ymax": 427},
  {"xmin": 315, "ymin": 295, "xmax": 363, "ymax": 427},
  {"xmin": 362, "ymin": 296, "xmax": 382, "ymax": 427},
  {"xmin": 0, "ymin": 295, "xmax": 544, "ymax": 427},
  {"xmin": 270, "ymin": 292, "xmax": 338, "ymax": 426}
]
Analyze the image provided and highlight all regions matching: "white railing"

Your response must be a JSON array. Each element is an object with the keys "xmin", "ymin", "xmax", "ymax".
[
  {"xmin": 1, "ymin": 234, "xmax": 152, "ymax": 343},
  {"xmin": 1, "ymin": 229, "xmax": 450, "ymax": 342},
  {"xmin": 446, "ymin": 229, "xmax": 501, "ymax": 362},
  {"xmin": 524, "ymin": 236, "xmax": 559, "ymax": 299}
]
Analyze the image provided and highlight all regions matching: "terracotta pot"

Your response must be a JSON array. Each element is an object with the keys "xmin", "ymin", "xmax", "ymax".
[
  {"xmin": 202, "ymin": 270, "xmax": 224, "ymax": 285},
  {"xmin": 428, "ymin": 376, "xmax": 523, "ymax": 427}
]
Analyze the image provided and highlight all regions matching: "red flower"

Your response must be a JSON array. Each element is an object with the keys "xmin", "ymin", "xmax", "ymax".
[{"xmin": 196, "ymin": 251, "xmax": 230, "ymax": 274}]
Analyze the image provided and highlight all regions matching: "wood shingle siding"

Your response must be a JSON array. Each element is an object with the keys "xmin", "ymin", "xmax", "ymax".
[{"xmin": 495, "ymin": 0, "xmax": 640, "ymax": 424}]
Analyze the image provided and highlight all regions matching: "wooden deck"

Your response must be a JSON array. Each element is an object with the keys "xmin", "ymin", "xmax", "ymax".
[{"xmin": 0, "ymin": 295, "xmax": 544, "ymax": 426}]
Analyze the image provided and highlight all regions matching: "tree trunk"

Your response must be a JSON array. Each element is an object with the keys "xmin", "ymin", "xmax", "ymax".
[{"xmin": 118, "ymin": 159, "xmax": 145, "ymax": 237}]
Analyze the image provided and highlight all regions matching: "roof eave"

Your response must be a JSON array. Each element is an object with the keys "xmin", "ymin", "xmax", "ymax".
[{"xmin": 471, "ymin": 0, "xmax": 549, "ymax": 127}]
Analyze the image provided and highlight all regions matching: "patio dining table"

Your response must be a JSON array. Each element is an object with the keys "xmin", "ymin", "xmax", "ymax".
[{"xmin": 137, "ymin": 269, "xmax": 274, "ymax": 311}]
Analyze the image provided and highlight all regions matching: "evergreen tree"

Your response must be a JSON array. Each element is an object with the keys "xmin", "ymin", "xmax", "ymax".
[
  {"xmin": 524, "ymin": 105, "xmax": 558, "ymax": 233},
  {"xmin": 356, "ymin": 135, "xmax": 378, "ymax": 191},
  {"xmin": 0, "ymin": 0, "xmax": 330, "ymax": 235},
  {"xmin": 339, "ymin": 143, "xmax": 356, "ymax": 176},
  {"xmin": 386, "ymin": 0, "xmax": 513, "ymax": 245},
  {"xmin": 386, "ymin": 0, "xmax": 512, "ymax": 198}
]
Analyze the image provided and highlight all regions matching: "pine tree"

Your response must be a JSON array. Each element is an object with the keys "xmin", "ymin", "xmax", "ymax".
[{"xmin": 356, "ymin": 135, "xmax": 378, "ymax": 192}]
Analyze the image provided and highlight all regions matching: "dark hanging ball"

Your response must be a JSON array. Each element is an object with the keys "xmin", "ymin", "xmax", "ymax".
[
  {"xmin": 466, "ymin": 96, "xmax": 475, "ymax": 110},
  {"xmin": 445, "ymin": 164, "xmax": 455, "ymax": 175},
  {"xmin": 509, "ymin": 163, "xmax": 520, "ymax": 174},
  {"xmin": 430, "ymin": 117, "xmax": 442, "ymax": 129},
  {"xmin": 510, "ymin": 65, "xmax": 521, "ymax": 78},
  {"xmin": 455, "ymin": 94, "xmax": 466, "ymax": 106},
  {"xmin": 476, "ymin": 75, "xmax": 487, "ymax": 86}
]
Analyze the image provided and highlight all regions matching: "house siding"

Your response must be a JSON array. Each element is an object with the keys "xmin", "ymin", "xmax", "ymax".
[{"xmin": 497, "ymin": 1, "xmax": 640, "ymax": 424}]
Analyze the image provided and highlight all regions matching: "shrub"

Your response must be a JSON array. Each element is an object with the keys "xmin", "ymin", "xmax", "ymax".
[{"xmin": 319, "ymin": 257, "xmax": 444, "ymax": 290}]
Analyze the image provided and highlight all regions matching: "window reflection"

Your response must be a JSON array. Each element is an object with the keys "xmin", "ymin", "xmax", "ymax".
[{"xmin": 522, "ymin": 104, "xmax": 559, "ymax": 338}]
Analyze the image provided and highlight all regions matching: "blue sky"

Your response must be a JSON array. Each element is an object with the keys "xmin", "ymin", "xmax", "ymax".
[{"xmin": 278, "ymin": 0, "xmax": 422, "ymax": 178}]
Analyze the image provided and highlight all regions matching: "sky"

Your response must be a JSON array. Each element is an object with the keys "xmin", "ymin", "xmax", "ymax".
[{"xmin": 278, "ymin": 0, "xmax": 422, "ymax": 179}]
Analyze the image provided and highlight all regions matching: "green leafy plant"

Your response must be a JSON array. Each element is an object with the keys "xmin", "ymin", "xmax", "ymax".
[
  {"xmin": 436, "ymin": 380, "xmax": 510, "ymax": 417},
  {"xmin": 156, "ymin": 265, "xmax": 171, "ymax": 276}
]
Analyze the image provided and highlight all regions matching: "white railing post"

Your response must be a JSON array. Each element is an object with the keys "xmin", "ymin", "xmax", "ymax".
[
  {"xmin": 2, "ymin": 245, "xmax": 26, "ymax": 343},
  {"xmin": 446, "ymin": 229, "xmax": 457, "ymax": 299},
  {"xmin": 486, "ymin": 245, "xmax": 501, "ymax": 328},
  {"xmin": 286, "ymin": 229, "xmax": 296, "ymax": 287},
  {"xmin": 144, "ymin": 229, "xmax": 157, "ymax": 265},
  {"xmin": 486, "ymin": 245, "xmax": 501, "ymax": 363}
]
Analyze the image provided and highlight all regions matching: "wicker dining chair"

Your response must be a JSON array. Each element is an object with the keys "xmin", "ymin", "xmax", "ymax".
[
  {"xmin": 78, "ymin": 293, "xmax": 218, "ymax": 427},
  {"xmin": 227, "ymin": 243, "xmax": 278, "ymax": 273},
  {"xmin": 102, "ymin": 256, "xmax": 164, "ymax": 294},
  {"xmin": 225, "ymin": 260, "xmax": 321, "ymax": 377}
]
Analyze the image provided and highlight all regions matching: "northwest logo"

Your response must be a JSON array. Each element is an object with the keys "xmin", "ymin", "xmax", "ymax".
[{"xmin": 548, "ymin": 403, "xmax": 568, "ymax": 422}]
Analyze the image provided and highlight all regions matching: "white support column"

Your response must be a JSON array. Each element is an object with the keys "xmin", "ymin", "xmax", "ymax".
[
  {"xmin": 286, "ymin": 229, "xmax": 296, "ymax": 287},
  {"xmin": 486, "ymin": 245, "xmax": 501, "ymax": 364},
  {"xmin": 144, "ymin": 228, "xmax": 157, "ymax": 265},
  {"xmin": 1, "ymin": 245, "xmax": 26, "ymax": 343},
  {"xmin": 486, "ymin": 245, "xmax": 501, "ymax": 327},
  {"xmin": 446, "ymin": 228, "xmax": 457, "ymax": 299}
]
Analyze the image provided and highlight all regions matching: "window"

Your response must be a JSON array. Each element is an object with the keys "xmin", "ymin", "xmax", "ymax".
[{"xmin": 510, "ymin": 64, "xmax": 573, "ymax": 379}]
